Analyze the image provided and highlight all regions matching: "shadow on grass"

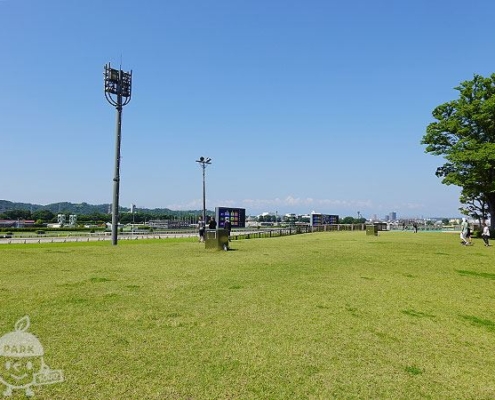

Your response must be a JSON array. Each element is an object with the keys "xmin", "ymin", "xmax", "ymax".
[
  {"xmin": 455, "ymin": 269, "xmax": 495, "ymax": 280},
  {"xmin": 460, "ymin": 315, "xmax": 495, "ymax": 331},
  {"xmin": 402, "ymin": 309, "xmax": 435, "ymax": 319},
  {"xmin": 90, "ymin": 277, "xmax": 113, "ymax": 283},
  {"xmin": 405, "ymin": 365, "xmax": 423, "ymax": 375}
]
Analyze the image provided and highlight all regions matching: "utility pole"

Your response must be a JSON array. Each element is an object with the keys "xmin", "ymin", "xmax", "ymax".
[
  {"xmin": 104, "ymin": 63, "xmax": 132, "ymax": 245},
  {"xmin": 196, "ymin": 157, "xmax": 212, "ymax": 224}
]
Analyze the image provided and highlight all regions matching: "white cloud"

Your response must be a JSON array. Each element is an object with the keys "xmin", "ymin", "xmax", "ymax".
[
  {"xmin": 211, "ymin": 196, "xmax": 377, "ymax": 215},
  {"xmin": 163, "ymin": 196, "xmax": 451, "ymax": 218}
]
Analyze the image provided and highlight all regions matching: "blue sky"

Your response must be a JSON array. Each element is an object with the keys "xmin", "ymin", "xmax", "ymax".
[{"xmin": 2, "ymin": 0, "xmax": 494, "ymax": 218}]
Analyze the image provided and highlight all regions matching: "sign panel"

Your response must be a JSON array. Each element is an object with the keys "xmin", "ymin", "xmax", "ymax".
[
  {"xmin": 310, "ymin": 213, "xmax": 339, "ymax": 226},
  {"xmin": 215, "ymin": 207, "xmax": 246, "ymax": 228}
]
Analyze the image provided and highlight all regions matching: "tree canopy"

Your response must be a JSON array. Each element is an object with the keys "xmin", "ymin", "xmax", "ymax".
[{"xmin": 421, "ymin": 73, "xmax": 495, "ymax": 228}]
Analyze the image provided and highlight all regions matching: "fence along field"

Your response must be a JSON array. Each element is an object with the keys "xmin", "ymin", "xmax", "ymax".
[{"xmin": 0, "ymin": 230, "xmax": 493, "ymax": 399}]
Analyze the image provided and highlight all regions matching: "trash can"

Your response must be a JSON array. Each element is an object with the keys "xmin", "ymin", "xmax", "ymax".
[
  {"xmin": 205, "ymin": 229, "xmax": 230, "ymax": 250},
  {"xmin": 366, "ymin": 225, "xmax": 378, "ymax": 236}
]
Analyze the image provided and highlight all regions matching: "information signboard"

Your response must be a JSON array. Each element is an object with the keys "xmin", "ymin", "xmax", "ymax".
[
  {"xmin": 310, "ymin": 212, "xmax": 339, "ymax": 226},
  {"xmin": 215, "ymin": 207, "xmax": 246, "ymax": 228}
]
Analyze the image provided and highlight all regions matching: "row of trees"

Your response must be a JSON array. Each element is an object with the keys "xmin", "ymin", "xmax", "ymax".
[{"xmin": 422, "ymin": 73, "xmax": 495, "ymax": 228}]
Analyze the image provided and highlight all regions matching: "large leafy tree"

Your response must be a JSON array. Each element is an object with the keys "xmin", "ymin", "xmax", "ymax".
[{"xmin": 421, "ymin": 73, "xmax": 495, "ymax": 228}]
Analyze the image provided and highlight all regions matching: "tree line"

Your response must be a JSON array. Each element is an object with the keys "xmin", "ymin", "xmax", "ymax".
[{"xmin": 0, "ymin": 209, "xmax": 201, "ymax": 226}]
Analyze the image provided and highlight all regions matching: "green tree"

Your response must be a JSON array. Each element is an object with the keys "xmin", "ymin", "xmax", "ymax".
[
  {"xmin": 119, "ymin": 213, "xmax": 134, "ymax": 224},
  {"xmin": 77, "ymin": 213, "xmax": 111, "ymax": 224},
  {"xmin": 4, "ymin": 209, "xmax": 32, "ymax": 220},
  {"xmin": 421, "ymin": 73, "xmax": 495, "ymax": 228},
  {"xmin": 32, "ymin": 209, "xmax": 55, "ymax": 223},
  {"xmin": 341, "ymin": 216, "xmax": 365, "ymax": 224}
]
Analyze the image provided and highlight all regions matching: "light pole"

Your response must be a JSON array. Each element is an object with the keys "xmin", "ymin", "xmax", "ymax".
[
  {"xmin": 196, "ymin": 156, "xmax": 212, "ymax": 224},
  {"xmin": 104, "ymin": 63, "xmax": 132, "ymax": 246}
]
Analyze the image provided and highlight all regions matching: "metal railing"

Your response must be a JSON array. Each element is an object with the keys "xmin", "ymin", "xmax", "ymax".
[{"xmin": 0, "ymin": 224, "xmax": 369, "ymax": 245}]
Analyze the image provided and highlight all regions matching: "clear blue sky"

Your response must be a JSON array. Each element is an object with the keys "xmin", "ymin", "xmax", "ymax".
[{"xmin": 2, "ymin": 0, "xmax": 494, "ymax": 219}]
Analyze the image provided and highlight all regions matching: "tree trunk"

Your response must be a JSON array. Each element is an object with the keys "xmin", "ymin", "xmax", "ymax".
[{"xmin": 487, "ymin": 193, "xmax": 495, "ymax": 230}]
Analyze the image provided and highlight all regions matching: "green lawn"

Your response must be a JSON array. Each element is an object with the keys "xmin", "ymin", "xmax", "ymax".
[{"xmin": 0, "ymin": 231, "xmax": 494, "ymax": 399}]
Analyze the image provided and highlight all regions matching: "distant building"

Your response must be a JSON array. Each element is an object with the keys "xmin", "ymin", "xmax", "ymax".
[
  {"xmin": 0, "ymin": 220, "xmax": 16, "ymax": 228},
  {"xmin": 0, "ymin": 220, "xmax": 35, "ymax": 228}
]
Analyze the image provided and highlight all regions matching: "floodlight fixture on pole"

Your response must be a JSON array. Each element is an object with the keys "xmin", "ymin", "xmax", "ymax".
[
  {"xmin": 196, "ymin": 156, "xmax": 212, "ymax": 224},
  {"xmin": 104, "ymin": 62, "xmax": 132, "ymax": 246}
]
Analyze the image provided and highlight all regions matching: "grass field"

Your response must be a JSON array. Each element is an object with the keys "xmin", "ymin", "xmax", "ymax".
[{"xmin": 0, "ymin": 231, "xmax": 494, "ymax": 399}]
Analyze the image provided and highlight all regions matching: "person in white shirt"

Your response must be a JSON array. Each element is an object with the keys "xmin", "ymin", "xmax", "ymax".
[
  {"xmin": 460, "ymin": 218, "xmax": 470, "ymax": 245},
  {"xmin": 482, "ymin": 223, "xmax": 491, "ymax": 246}
]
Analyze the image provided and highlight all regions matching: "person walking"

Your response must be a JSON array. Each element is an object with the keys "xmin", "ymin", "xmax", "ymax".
[
  {"xmin": 466, "ymin": 225, "xmax": 473, "ymax": 245},
  {"xmin": 460, "ymin": 218, "xmax": 470, "ymax": 245},
  {"xmin": 224, "ymin": 217, "xmax": 232, "ymax": 238},
  {"xmin": 482, "ymin": 222, "xmax": 491, "ymax": 246},
  {"xmin": 198, "ymin": 216, "xmax": 206, "ymax": 242}
]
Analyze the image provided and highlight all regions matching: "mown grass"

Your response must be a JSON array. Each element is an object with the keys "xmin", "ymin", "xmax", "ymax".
[{"xmin": 0, "ymin": 231, "xmax": 494, "ymax": 399}]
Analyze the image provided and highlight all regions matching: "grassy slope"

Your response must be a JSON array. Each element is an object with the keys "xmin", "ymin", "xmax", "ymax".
[{"xmin": 0, "ymin": 232, "xmax": 494, "ymax": 399}]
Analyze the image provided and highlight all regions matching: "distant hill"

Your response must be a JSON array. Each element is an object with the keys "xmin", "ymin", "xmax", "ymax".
[{"xmin": 0, "ymin": 200, "xmax": 203, "ymax": 216}]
